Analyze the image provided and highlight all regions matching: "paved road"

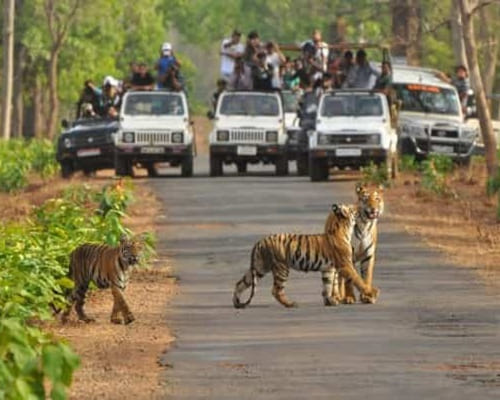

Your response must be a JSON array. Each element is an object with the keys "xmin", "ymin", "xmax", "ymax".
[{"xmin": 149, "ymin": 156, "xmax": 500, "ymax": 400}]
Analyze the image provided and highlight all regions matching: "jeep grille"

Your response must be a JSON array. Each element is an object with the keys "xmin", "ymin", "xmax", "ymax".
[
  {"xmin": 136, "ymin": 131, "xmax": 170, "ymax": 144},
  {"xmin": 230, "ymin": 129, "xmax": 265, "ymax": 143}
]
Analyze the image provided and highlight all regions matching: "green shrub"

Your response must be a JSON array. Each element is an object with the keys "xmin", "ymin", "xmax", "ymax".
[
  {"xmin": 0, "ymin": 179, "xmax": 153, "ymax": 399},
  {"xmin": 399, "ymin": 155, "xmax": 417, "ymax": 172},
  {"xmin": 361, "ymin": 162, "xmax": 388, "ymax": 186}
]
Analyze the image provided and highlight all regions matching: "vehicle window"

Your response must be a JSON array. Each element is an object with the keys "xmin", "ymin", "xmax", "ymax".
[
  {"xmin": 321, "ymin": 95, "xmax": 383, "ymax": 117},
  {"xmin": 124, "ymin": 94, "xmax": 185, "ymax": 116},
  {"xmin": 219, "ymin": 94, "xmax": 280, "ymax": 116},
  {"xmin": 393, "ymin": 84, "xmax": 460, "ymax": 115},
  {"xmin": 282, "ymin": 92, "xmax": 299, "ymax": 113}
]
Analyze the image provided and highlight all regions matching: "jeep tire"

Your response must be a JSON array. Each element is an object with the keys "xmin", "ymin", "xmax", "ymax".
[
  {"xmin": 115, "ymin": 154, "xmax": 133, "ymax": 177},
  {"xmin": 236, "ymin": 161, "xmax": 247, "ymax": 174},
  {"xmin": 60, "ymin": 160, "xmax": 74, "ymax": 179},
  {"xmin": 296, "ymin": 154, "xmax": 309, "ymax": 176},
  {"xmin": 275, "ymin": 155, "xmax": 289, "ymax": 176},
  {"xmin": 309, "ymin": 157, "xmax": 329, "ymax": 182},
  {"xmin": 209, "ymin": 154, "xmax": 223, "ymax": 177},
  {"xmin": 181, "ymin": 155, "xmax": 194, "ymax": 177}
]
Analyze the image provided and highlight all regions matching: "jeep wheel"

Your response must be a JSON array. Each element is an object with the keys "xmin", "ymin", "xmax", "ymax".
[
  {"xmin": 115, "ymin": 155, "xmax": 133, "ymax": 177},
  {"xmin": 181, "ymin": 155, "xmax": 194, "ymax": 177},
  {"xmin": 296, "ymin": 155, "xmax": 309, "ymax": 176},
  {"xmin": 275, "ymin": 155, "xmax": 289, "ymax": 176},
  {"xmin": 60, "ymin": 161, "xmax": 74, "ymax": 179},
  {"xmin": 209, "ymin": 154, "xmax": 223, "ymax": 177},
  {"xmin": 83, "ymin": 168, "xmax": 96, "ymax": 178},
  {"xmin": 236, "ymin": 161, "xmax": 247, "ymax": 174},
  {"xmin": 146, "ymin": 164, "xmax": 158, "ymax": 178},
  {"xmin": 309, "ymin": 157, "xmax": 329, "ymax": 182}
]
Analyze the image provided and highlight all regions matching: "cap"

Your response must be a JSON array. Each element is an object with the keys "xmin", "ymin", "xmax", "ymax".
[
  {"xmin": 161, "ymin": 42, "xmax": 172, "ymax": 53},
  {"xmin": 103, "ymin": 76, "xmax": 119, "ymax": 87}
]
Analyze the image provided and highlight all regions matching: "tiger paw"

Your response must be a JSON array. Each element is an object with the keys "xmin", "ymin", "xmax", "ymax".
[
  {"xmin": 284, "ymin": 301, "xmax": 298, "ymax": 308},
  {"xmin": 361, "ymin": 287, "xmax": 380, "ymax": 304},
  {"xmin": 124, "ymin": 314, "xmax": 136, "ymax": 325},
  {"xmin": 111, "ymin": 317, "xmax": 123, "ymax": 325},
  {"xmin": 80, "ymin": 316, "xmax": 95, "ymax": 323},
  {"xmin": 342, "ymin": 295, "xmax": 356, "ymax": 304},
  {"xmin": 323, "ymin": 296, "xmax": 339, "ymax": 306}
]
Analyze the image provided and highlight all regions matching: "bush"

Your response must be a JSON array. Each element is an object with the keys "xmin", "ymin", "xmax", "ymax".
[
  {"xmin": 0, "ymin": 139, "xmax": 59, "ymax": 192},
  {"xmin": 361, "ymin": 162, "xmax": 388, "ymax": 186},
  {"xmin": 0, "ymin": 179, "xmax": 153, "ymax": 399},
  {"xmin": 399, "ymin": 155, "xmax": 417, "ymax": 172}
]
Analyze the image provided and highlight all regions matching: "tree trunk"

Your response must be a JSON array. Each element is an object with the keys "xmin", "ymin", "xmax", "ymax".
[
  {"xmin": 1, "ymin": 0, "xmax": 15, "ymax": 140},
  {"xmin": 451, "ymin": 0, "xmax": 469, "ymax": 68},
  {"xmin": 391, "ymin": 0, "xmax": 422, "ymax": 65},
  {"xmin": 458, "ymin": 0, "xmax": 497, "ymax": 179},
  {"xmin": 33, "ymin": 79, "xmax": 44, "ymax": 139},
  {"xmin": 12, "ymin": 42, "xmax": 26, "ymax": 138},
  {"xmin": 46, "ymin": 47, "xmax": 60, "ymax": 139},
  {"xmin": 478, "ymin": 6, "xmax": 498, "ymax": 96}
]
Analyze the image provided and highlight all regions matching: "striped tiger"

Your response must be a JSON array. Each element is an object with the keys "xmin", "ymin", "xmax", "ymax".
[
  {"xmin": 232, "ymin": 204, "xmax": 380, "ymax": 309},
  {"xmin": 61, "ymin": 235, "xmax": 142, "ymax": 324},
  {"xmin": 334, "ymin": 183, "xmax": 384, "ymax": 304}
]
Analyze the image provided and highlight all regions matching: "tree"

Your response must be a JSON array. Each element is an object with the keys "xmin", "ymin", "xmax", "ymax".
[
  {"xmin": 391, "ymin": 0, "xmax": 422, "ymax": 65},
  {"xmin": 458, "ymin": 0, "xmax": 498, "ymax": 179},
  {"xmin": 1, "ymin": 0, "xmax": 15, "ymax": 140}
]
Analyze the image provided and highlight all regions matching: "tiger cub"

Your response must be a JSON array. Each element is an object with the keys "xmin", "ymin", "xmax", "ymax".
[
  {"xmin": 232, "ymin": 204, "xmax": 380, "ymax": 309},
  {"xmin": 333, "ymin": 183, "xmax": 384, "ymax": 304},
  {"xmin": 61, "ymin": 235, "xmax": 142, "ymax": 324}
]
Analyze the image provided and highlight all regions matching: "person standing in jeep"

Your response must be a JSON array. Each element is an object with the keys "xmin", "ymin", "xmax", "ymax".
[
  {"xmin": 251, "ymin": 52, "xmax": 274, "ymax": 91},
  {"xmin": 220, "ymin": 30, "xmax": 245, "ymax": 82}
]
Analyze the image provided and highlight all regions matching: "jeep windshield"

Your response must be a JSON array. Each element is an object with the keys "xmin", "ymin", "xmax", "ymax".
[
  {"xmin": 321, "ymin": 94, "xmax": 383, "ymax": 117},
  {"xmin": 219, "ymin": 94, "xmax": 280, "ymax": 117},
  {"xmin": 393, "ymin": 84, "xmax": 460, "ymax": 115},
  {"xmin": 124, "ymin": 93, "xmax": 185, "ymax": 116},
  {"xmin": 282, "ymin": 91, "xmax": 299, "ymax": 113}
]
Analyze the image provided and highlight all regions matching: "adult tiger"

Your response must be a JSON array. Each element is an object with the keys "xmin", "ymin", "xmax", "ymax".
[
  {"xmin": 232, "ymin": 204, "xmax": 380, "ymax": 309},
  {"xmin": 61, "ymin": 235, "xmax": 142, "ymax": 324},
  {"xmin": 333, "ymin": 183, "xmax": 384, "ymax": 304}
]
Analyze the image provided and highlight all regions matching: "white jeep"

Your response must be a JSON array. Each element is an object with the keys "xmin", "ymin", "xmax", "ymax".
[
  {"xmin": 308, "ymin": 90, "xmax": 398, "ymax": 181},
  {"xmin": 392, "ymin": 65, "xmax": 478, "ymax": 164},
  {"xmin": 115, "ymin": 90, "xmax": 194, "ymax": 177},
  {"xmin": 208, "ymin": 91, "xmax": 288, "ymax": 176}
]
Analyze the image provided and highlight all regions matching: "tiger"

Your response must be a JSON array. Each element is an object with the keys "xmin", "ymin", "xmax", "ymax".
[
  {"xmin": 332, "ymin": 183, "xmax": 384, "ymax": 304},
  {"xmin": 232, "ymin": 204, "xmax": 380, "ymax": 309},
  {"xmin": 60, "ymin": 235, "xmax": 142, "ymax": 324}
]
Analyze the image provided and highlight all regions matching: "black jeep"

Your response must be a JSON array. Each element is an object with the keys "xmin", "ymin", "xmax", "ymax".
[{"xmin": 56, "ymin": 118, "xmax": 118, "ymax": 178}]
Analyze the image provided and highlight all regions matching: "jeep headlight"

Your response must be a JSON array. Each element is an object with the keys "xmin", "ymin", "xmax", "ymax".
[
  {"xmin": 171, "ymin": 131, "xmax": 184, "ymax": 143},
  {"xmin": 217, "ymin": 130, "xmax": 229, "ymax": 141},
  {"xmin": 123, "ymin": 131, "xmax": 135, "ymax": 143},
  {"xmin": 317, "ymin": 133, "xmax": 329, "ymax": 145},
  {"xmin": 462, "ymin": 128, "xmax": 478, "ymax": 141},
  {"xmin": 63, "ymin": 137, "xmax": 72, "ymax": 148},
  {"xmin": 266, "ymin": 130, "xmax": 278, "ymax": 143},
  {"xmin": 366, "ymin": 134, "xmax": 380, "ymax": 145}
]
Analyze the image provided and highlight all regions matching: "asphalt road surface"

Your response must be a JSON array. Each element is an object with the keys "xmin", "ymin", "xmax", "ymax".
[{"xmin": 149, "ymin": 156, "xmax": 500, "ymax": 400}]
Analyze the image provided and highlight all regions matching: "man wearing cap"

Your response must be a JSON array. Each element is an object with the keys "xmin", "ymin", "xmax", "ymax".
[
  {"xmin": 220, "ymin": 30, "xmax": 245, "ymax": 82},
  {"xmin": 343, "ymin": 49, "xmax": 380, "ymax": 89},
  {"xmin": 157, "ymin": 42, "xmax": 179, "ymax": 89}
]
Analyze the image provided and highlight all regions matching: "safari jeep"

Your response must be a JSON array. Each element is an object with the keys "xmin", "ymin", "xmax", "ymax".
[
  {"xmin": 392, "ymin": 65, "xmax": 478, "ymax": 164},
  {"xmin": 208, "ymin": 90, "xmax": 288, "ymax": 176},
  {"xmin": 308, "ymin": 90, "xmax": 398, "ymax": 182},
  {"xmin": 115, "ymin": 90, "xmax": 194, "ymax": 177}
]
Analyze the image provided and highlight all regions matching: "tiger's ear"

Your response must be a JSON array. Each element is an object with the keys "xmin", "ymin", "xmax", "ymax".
[
  {"xmin": 331, "ymin": 203, "xmax": 339, "ymax": 213},
  {"xmin": 355, "ymin": 182, "xmax": 366, "ymax": 195},
  {"xmin": 119, "ymin": 234, "xmax": 128, "ymax": 243},
  {"xmin": 377, "ymin": 184, "xmax": 384, "ymax": 193}
]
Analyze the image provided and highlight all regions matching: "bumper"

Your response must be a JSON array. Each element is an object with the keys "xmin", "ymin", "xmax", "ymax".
[
  {"xmin": 210, "ymin": 144, "xmax": 287, "ymax": 162},
  {"xmin": 309, "ymin": 147, "xmax": 388, "ymax": 167},
  {"xmin": 115, "ymin": 145, "xmax": 192, "ymax": 163},
  {"xmin": 56, "ymin": 144, "xmax": 115, "ymax": 170},
  {"xmin": 400, "ymin": 136, "xmax": 475, "ymax": 160}
]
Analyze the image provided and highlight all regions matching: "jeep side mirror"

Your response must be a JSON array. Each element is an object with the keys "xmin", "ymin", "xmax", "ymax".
[
  {"xmin": 206, "ymin": 110, "xmax": 215, "ymax": 120},
  {"xmin": 61, "ymin": 119, "xmax": 69, "ymax": 129}
]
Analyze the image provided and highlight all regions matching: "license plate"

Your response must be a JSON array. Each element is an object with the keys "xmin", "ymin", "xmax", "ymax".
[
  {"xmin": 237, "ymin": 145, "xmax": 257, "ymax": 156},
  {"xmin": 336, "ymin": 148, "xmax": 361, "ymax": 157},
  {"xmin": 141, "ymin": 147, "xmax": 164, "ymax": 154},
  {"xmin": 431, "ymin": 145, "xmax": 454, "ymax": 153},
  {"xmin": 77, "ymin": 148, "xmax": 101, "ymax": 157}
]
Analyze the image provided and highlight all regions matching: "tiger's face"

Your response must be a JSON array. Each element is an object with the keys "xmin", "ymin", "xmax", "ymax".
[
  {"xmin": 120, "ymin": 236, "xmax": 142, "ymax": 265},
  {"xmin": 356, "ymin": 183, "xmax": 384, "ymax": 220}
]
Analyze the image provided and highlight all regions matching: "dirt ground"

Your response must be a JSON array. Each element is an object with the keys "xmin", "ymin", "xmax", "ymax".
[
  {"xmin": 1, "ymin": 171, "xmax": 175, "ymax": 399},
  {"xmin": 385, "ymin": 160, "xmax": 500, "ymax": 288}
]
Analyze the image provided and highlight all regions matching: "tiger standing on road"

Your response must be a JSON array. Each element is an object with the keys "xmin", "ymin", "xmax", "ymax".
[
  {"xmin": 232, "ymin": 204, "xmax": 380, "ymax": 308},
  {"xmin": 61, "ymin": 235, "xmax": 142, "ymax": 324},
  {"xmin": 334, "ymin": 183, "xmax": 384, "ymax": 304}
]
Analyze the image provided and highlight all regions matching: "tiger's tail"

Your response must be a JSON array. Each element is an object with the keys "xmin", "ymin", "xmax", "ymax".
[{"xmin": 233, "ymin": 243, "xmax": 258, "ymax": 309}]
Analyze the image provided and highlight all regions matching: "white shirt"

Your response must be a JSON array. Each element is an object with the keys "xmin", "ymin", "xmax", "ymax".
[
  {"xmin": 220, "ymin": 38, "xmax": 245, "ymax": 77},
  {"xmin": 301, "ymin": 40, "xmax": 329, "ymax": 72},
  {"xmin": 266, "ymin": 52, "xmax": 282, "ymax": 89}
]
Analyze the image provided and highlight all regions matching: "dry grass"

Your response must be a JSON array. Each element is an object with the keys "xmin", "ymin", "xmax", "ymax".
[{"xmin": 386, "ymin": 161, "xmax": 500, "ymax": 287}]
